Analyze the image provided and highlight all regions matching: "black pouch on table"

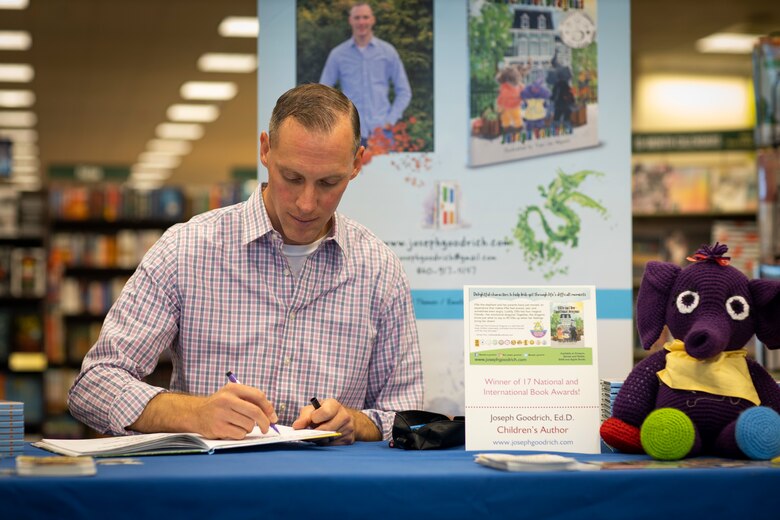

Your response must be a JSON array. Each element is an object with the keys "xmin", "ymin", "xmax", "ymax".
[{"xmin": 389, "ymin": 410, "xmax": 465, "ymax": 450}]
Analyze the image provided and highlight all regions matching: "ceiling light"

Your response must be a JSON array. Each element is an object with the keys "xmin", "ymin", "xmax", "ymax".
[
  {"xmin": 147, "ymin": 139, "xmax": 192, "ymax": 155},
  {"xmin": 0, "ymin": 31, "xmax": 31, "ymax": 51},
  {"xmin": 197, "ymin": 53, "xmax": 257, "ymax": 73},
  {"xmin": 12, "ymin": 142, "xmax": 37, "ymax": 156},
  {"xmin": 156, "ymin": 122, "xmax": 204, "ymax": 140},
  {"xmin": 10, "ymin": 176, "xmax": 41, "ymax": 190},
  {"xmin": 0, "ymin": 111, "xmax": 36, "ymax": 127},
  {"xmin": 167, "ymin": 104, "xmax": 220, "ymax": 123},
  {"xmin": 138, "ymin": 152, "xmax": 181, "ymax": 169},
  {"xmin": 180, "ymin": 81, "xmax": 237, "ymax": 101},
  {"xmin": 131, "ymin": 172, "xmax": 170, "ymax": 180},
  {"xmin": 127, "ymin": 179, "xmax": 165, "ymax": 191},
  {"xmin": 12, "ymin": 156, "xmax": 38, "ymax": 168},
  {"xmin": 0, "ymin": 64, "xmax": 34, "ymax": 82},
  {"xmin": 696, "ymin": 32, "xmax": 762, "ymax": 54},
  {"xmin": 12, "ymin": 163, "xmax": 37, "ymax": 174},
  {"xmin": 0, "ymin": 128, "xmax": 37, "ymax": 142},
  {"xmin": 0, "ymin": 0, "xmax": 29, "ymax": 8},
  {"xmin": 0, "ymin": 90, "xmax": 35, "ymax": 108},
  {"xmin": 218, "ymin": 17, "xmax": 258, "ymax": 38},
  {"xmin": 634, "ymin": 74, "xmax": 752, "ymax": 131}
]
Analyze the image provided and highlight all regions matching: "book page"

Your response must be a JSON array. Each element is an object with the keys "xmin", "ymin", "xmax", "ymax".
[
  {"xmin": 201, "ymin": 425, "xmax": 338, "ymax": 451},
  {"xmin": 34, "ymin": 425, "xmax": 339, "ymax": 457}
]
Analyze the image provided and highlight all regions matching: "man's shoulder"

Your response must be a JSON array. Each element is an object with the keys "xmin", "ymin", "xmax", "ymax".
[
  {"xmin": 370, "ymin": 36, "xmax": 401, "ymax": 54},
  {"xmin": 166, "ymin": 202, "xmax": 246, "ymax": 243},
  {"xmin": 329, "ymin": 38, "xmax": 356, "ymax": 54},
  {"xmin": 337, "ymin": 214, "xmax": 399, "ymax": 262}
]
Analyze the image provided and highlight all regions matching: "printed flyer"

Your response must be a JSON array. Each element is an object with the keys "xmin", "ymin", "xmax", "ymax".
[
  {"xmin": 468, "ymin": 0, "xmax": 599, "ymax": 166},
  {"xmin": 463, "ymin": 285, "xmax": 600, "ymax": 453}
]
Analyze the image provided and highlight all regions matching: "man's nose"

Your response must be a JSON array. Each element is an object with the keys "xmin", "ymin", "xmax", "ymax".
[{"xmin": 296, "ymin": 184, "xmax": 317, "ymax": 213}]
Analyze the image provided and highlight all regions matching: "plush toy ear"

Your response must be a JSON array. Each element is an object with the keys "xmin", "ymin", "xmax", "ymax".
[
  {"xmin": 636, "ymin": 261, "xmax": 681, "ymax": 350},
  {"xmin": 749, "ymin": 278, "xmax": 780, "ymax": 349}
]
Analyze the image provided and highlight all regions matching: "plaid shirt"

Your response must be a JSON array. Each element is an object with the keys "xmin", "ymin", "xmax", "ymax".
[{"xmin": 68, "ymin": 189, "xmax": 423, "ymax": 440}]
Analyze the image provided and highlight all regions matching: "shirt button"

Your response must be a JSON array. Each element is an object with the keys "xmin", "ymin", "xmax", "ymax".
[
  {"xmin": 289, "ymin": 311, "xmax": 296, "ymax": 321},
  {"xmin": 283, "ymin": 356, "xmax": 291, "ymax": 366},
  {"xmin": 284, "ymin": 268, "xmax": 291, "ymax": 276},
  {"xmin": 279, "ymin": 403, "xmax": 287, "ymax": 412}
]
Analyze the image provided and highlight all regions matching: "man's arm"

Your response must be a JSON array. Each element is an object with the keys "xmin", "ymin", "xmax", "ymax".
[
  {"xmin": 319, "ymin": 48, "xmax": 339, "ymax": 86},
  {"xmin": 68, "ymin": 230, "xmax": 182, "ymax": 435},
  {"xmin": 385, "ymin": 45, "xmax": 412, "ymax": 125},
  {"xmin": 130, "ymin": 384, "xmax": 278, "ymax": 439},
  {"xmin": 358, "ymin": 260, "xmax": 424, "ymax": 440},
  {"xmin": 291, "ymin": 399, "xmax": 381, "ymax": 444}
]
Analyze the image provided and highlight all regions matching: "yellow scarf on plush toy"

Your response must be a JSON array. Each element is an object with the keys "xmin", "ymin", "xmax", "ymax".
[{"xmin": 656, "ymin": 339, "xmax": 760, "ymax": 405}]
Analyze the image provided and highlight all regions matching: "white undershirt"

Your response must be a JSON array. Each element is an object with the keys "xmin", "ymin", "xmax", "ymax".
[{"xmin": 281, "ymin": 236, "xmax": 326, "ymax": 278}]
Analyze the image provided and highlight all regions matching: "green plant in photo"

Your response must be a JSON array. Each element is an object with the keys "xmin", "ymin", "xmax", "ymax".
[{"xmin": 513, "ymin": 169, "xmax": 608, "ymax": 279}]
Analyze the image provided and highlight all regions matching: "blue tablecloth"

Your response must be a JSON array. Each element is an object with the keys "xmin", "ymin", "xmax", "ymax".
[{"xmin": 1, "ymin": 442, "xmax": 777, "ymax": 519}]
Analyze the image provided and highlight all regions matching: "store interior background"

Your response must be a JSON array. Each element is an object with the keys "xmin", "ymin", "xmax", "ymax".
[{"xmin": 1, "ymin": 0, "xmax": 779, "ymax": 438}]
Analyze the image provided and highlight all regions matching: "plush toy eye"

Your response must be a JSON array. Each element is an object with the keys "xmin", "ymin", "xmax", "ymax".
[
  {"xmin": 725, "ymin": 295, "xmax": 750, "ymax": 321},
  {"xmin": 676, "ymin": 290, "xmax": 699, "ymax": 314}
]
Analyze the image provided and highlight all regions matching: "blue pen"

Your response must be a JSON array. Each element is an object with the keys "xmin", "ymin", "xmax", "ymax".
[{"xmin": 225, "ymin": 370, "xmax": 280, "ymax": 435}]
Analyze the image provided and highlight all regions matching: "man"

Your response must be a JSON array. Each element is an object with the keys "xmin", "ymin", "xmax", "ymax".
[
  {"xmin": 68, "ymin": 84, "xmax": 424, "ymax": 444},
  {"xmin": 319, "ymin": 2, "xmax": 412, "ymax": 144}
]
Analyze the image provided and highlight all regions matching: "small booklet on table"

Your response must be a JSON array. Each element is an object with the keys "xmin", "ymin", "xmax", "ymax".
[
  {"xmin": 16, "ymin": 455, "xmax": 97, "ymax": 476},
  {"xmin": 32, "ymin": 425, "xmax": 339, "ymax": 457}
]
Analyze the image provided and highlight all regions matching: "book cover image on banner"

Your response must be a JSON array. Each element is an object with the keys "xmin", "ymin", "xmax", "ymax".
[
  {"xmin": 463, "ymin": 285, "xmax": 601, "ymax": 453},
  {"xmin": 295, "ymin": 0, "xmax": 434, "ymax": 163},
  {"xmin": 468, "ymin": 0, "xmax": 599, "ymax": 166}
]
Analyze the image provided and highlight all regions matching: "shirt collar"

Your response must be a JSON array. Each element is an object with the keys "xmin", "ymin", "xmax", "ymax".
[
  {"xmin": 350, "ymin": 35, "xmax": 375, "ymax": 49},
  {"xmin": 241, "ymin": 187, "xmax": 349, "ymax": 257}
]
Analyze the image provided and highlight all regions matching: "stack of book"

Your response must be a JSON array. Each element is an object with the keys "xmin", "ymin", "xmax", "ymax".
[
  {"xmin": 599, "ymin": 379, "xmax": 623, "ymax": 423},
  {"xmin": 0, "ymin": 400, "xmax": 24, "ymax": 457}
]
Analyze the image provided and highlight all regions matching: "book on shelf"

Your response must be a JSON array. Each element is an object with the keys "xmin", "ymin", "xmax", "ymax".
[
  {"xmin": 17, "ymin": 190, "xmax": 46, "ymax": 237},
  {"xmin": 710, "ymin": 162, "xmax": 758, "ymax": 213},
  {"xmin": 753, "ymin": 35, "xmax": 780, "ymax": 148},
  {"xmin": 632, "ymin": 162, "xmax": 710, "ymax": 215},
  {"xmin": 33, "ymin": 424, "xmax": 340, "ymax": 457},
  {"xmin": 12, "ymin": 312, "xmax": 43, "ymax": 352},
  {"xmin": 0, "ymin": 246, "xmax": 12, "ymax": 296},
  {"xmin": 711, "ymin": 220, "xmax": 759, "ymax": 277},
  {"xmin": 0, "ymin": 188, "xmax": 18, "ymax": 237},
  {"xmin": 0, "ymin": 309, "xmax": 10, "ymax": 364},
  {"xmin": 16, "ymin": 455, "xmax": 97, "ymax": 477},
  {"xmin": 10, "ymin": 247, "xmax": 46, "ymax": 297}
]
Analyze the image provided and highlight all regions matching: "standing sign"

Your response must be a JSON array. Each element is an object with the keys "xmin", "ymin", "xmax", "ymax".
[{"xmin": 464, "ymin": 285, "xmax": 600, "ymax": 453}]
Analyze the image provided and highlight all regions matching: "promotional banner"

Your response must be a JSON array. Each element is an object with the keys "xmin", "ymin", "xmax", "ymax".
[
  {"xmin": 469, "ymin": 0, "xmax": 599, "ymax": 166},
  {"xmin": 259, "ymin": 0, "xmax": 633, "ymax": 418},
  {"xmin": 463, "ymin": 285, "xmax": 600, "ymax": 453}
]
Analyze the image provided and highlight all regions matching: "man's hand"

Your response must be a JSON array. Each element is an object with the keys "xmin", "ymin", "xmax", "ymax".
[
  {"xmin": 130, "ymin": 384, "xmax": 278, "ymax": 440},
  {"xmin": 291, "ymin": 398, "xmax": 381, "ymax": 444}
]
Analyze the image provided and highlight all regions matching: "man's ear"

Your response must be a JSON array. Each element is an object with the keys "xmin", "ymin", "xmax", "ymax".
[
  {"xmin": 259, "ymin": 132, "xmax": 270, "ymax": 167},
  {"xmin": 350, "ymin": 145, "xmax": 365, "ymax": 179}
]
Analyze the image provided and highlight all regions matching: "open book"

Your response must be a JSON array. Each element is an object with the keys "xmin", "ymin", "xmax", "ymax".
[{"xmin": 32, "ymin": 425, "xmax": 339, "ymax": 457}]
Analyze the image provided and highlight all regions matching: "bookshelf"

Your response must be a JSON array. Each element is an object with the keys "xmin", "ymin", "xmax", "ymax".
[
  {"xmin": 39, "ymin": 180, "xmax": 255, "ymax": 438},
  {"xmin": 631, "ymin": 130, "xmax": 759, "ymax": 363},
  {"xmin": 0, "ymin": 188, "xmax": 47, "ymax": 434},
  {"xmin": 42, "ymin": 183, "xmax": 187, "ymax": 437}
]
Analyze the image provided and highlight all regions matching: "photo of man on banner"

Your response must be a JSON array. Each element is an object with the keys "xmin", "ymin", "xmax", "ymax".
[{"xmin": 296, "ymin": 0, "xmax": 433, "ymax": 162}]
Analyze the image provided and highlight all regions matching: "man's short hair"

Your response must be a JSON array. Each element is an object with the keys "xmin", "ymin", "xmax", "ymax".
[{"xmin": 269, "ymin": 83, "xmax": 361, "ymax": 153}]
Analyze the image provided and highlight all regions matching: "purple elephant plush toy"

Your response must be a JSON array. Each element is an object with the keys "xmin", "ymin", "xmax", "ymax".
[{"xmin": 600, "ymin": 243, "xmax": 780, "ymax": 460}]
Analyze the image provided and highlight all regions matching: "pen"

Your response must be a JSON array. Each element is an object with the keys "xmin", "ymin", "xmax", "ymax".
[
  {"xmin": 225, "ymin": 370, "xmax": 280, "ymax": 435},
  {"xmin": 310, "ymin": 397, "xmax": 321, "ymax": 409}
]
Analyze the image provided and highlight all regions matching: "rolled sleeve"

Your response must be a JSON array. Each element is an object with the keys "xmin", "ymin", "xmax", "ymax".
[
  {"xmin": 68, "ymin": 229, "xmax": 181, "ymax": 435},
  {"xmin": 361, "ymin": 263, "xmax": 424, "ymax": 440}
]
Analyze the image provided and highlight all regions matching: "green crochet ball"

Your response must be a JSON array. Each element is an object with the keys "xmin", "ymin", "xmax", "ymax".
[{"xmin": 640, "ymin": 408, "xmax": 695, "ymax": 460}]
